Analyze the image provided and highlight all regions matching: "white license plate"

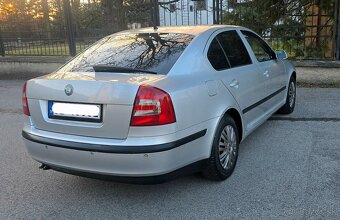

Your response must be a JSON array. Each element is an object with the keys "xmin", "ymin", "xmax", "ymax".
[{"xmin": 48, "ymin": 101, "xmax": 102, "ymax": 122}]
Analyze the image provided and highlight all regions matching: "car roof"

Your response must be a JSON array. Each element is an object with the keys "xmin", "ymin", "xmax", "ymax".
[{"xmin": 116, "ymin": 25, "xmax": 243, "ymax": 36}]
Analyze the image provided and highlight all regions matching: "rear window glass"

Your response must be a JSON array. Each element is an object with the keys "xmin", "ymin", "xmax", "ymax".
[{"xmin": 58, "ymin": 33, "xmax": 194, "ymax": 74}]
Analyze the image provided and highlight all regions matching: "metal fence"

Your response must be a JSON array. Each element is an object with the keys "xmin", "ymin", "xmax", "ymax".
[
  {"xmin": 225, "ymin": 0, "xmax": 340, "ymax": 60},
  {"xmin": 159, "ymin": 0, "xmax": 340, "ymax": 60},
  {"xmin": 0, "ymin": 0, "xmax": 339, "ymax": 59},
  {"xmin": 0, "ymin": 0, "xmax": 153, "ymax": 57}
]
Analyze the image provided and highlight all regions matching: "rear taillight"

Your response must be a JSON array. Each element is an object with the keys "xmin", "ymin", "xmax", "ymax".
[
  {"xmin": 130, "ymin": 85, "xmax": 176, "ymax": 126},
  {"xmin": 22, "ymin": 81, "xmax": 30, "ymax": 116}
]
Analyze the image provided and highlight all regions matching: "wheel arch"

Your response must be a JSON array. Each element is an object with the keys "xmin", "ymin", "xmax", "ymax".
[
  {"xmin": 286, "ymin": 71, "xmax": 297, "ymax": 99},
  {"xmin": 222, "ymin": 108, "xmax": 243, "ymax": 142},
  {"xmin": 291, "ymin": 71, "xmax": 296, "ymax": 80}
]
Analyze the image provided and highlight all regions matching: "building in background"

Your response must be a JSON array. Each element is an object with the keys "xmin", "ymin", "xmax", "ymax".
[{"xmin": 159, "ymin": 0, "xmax": 214, "ymax": 26}]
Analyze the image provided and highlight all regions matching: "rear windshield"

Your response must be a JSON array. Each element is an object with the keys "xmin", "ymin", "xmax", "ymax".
[{"xmin": 58, "ymin": 33, "xmax": 194, "ymax": 74}]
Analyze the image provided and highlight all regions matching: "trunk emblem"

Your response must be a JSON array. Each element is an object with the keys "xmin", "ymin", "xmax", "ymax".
[{"xmin": 64, "ymin": 84, "xmax": 74, "ymax": 96}]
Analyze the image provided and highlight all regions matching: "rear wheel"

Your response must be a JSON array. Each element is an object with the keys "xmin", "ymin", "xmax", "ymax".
[
  {"xmin": 202, "ymin": 115, "xmax": 239, "ymax": 181},
  {"xmin": 278, "ymin": 76, "xmax": 296, "ymax": 114}
]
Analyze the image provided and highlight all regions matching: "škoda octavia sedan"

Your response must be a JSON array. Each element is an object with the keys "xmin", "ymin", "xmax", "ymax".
[{"xmin": 22, "ymin": 25, "xmax": 296, "ymax": 183}]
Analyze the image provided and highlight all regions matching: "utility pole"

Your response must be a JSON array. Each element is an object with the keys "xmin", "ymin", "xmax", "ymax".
[
  {"xmin": 336, "ymin": 0, "xmax": 340, "ymax": 60},
  {"xmin": 0, "ymin": 27, "xmax": 5, "ymax": 57},
  {"xmin": 63, "ymin": 0, "xmax": 76, "ymax": 56}
]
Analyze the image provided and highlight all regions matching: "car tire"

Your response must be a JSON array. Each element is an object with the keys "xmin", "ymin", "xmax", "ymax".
[
  {"xmin": 278, "ymin": 76, "xmax": 296, "ymax": 114},
  {"xmin": 202, "ymin": 115, "xmax": 239, "ymax": 181}
]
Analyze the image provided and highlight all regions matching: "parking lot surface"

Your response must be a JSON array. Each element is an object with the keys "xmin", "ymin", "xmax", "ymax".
[{"xmin": 0, "ymin": 80, "xmax": 339, "ymax": 219}]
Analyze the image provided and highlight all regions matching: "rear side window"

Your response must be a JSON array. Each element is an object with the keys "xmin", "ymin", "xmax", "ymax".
[
  {"xmin": 207, "ymin": 38, "xmax": 230, "ymax": 70},
  {"xmin": 216, "ymin": 31, "xmax": 252, "ymax": 68},
  {"xmin": 58, "ymin": 33, "xmax": 194, "ymax": 74}
]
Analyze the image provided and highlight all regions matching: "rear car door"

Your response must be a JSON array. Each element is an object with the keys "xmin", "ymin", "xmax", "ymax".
[
  {"xmin": 207, "ymin": 30, "xmax": 267, "ymax": 130},
  {"xmin": 240, "ymin": 30, "xmax": 287, "ymax": 111}
]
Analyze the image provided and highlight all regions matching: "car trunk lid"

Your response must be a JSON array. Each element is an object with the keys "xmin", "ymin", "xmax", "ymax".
[{"xmin": 26, "ymin": 72, "xmax": 165, "ymax": 139}]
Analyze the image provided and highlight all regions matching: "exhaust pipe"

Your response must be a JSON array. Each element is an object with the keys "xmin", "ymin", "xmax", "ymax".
[{"xmin": 39, "ymin": 163, "xmax": 51, "ymax": 170}]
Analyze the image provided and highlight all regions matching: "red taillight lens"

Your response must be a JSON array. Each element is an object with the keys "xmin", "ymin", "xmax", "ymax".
[
  {"xmin": 22, "ymin": 81, "xmax": 30, "ymax": 116},
  {"xmin": 130, "ymin": 86, "xmax": 176, "ymax": 126}
]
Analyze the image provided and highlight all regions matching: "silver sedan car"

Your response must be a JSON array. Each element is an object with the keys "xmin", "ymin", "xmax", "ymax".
[{"xmin": 22, "ymin": 25, "xmax": 296, "ymax": 183}]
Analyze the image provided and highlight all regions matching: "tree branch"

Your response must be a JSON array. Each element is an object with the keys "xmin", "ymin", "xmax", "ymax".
[{"xmin": 158, "ymin": 0, "xmax": 180, "ymax": 6}]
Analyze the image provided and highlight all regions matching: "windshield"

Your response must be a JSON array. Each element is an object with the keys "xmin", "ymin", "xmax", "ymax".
[{"xmin": 58, "ymin": 33, "xmax": 194, "ymax": 74}]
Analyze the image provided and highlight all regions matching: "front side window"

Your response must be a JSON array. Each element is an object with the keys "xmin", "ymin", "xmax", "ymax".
[
  {"xmin": 216, "ymin": 30, "xmax": 252, "ymax": 68},
  {"xmin": 241, "ymin": 30, "xmax": 276, "ymax": 62},
  {"xmin": 58, "ymin": 33, "xmax": 194, "ymax": 74}
]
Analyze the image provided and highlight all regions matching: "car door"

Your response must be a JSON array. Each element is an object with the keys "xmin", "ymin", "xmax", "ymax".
[
  {"xmin": 240, "ymin": 30, "xmax": 287, "ymax": 112},
  {"xmin": 207, "ymin": 30, "xmax": 267, "ymax": 131}
]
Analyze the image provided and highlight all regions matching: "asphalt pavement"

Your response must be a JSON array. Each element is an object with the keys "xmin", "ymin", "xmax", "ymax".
[{"xmin": 0, "ymin": 80, "xmax": 339, "ymax": 219}]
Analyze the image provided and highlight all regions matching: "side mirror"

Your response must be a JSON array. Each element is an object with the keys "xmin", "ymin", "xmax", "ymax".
[{"xmin": 275, "ymin": 50, "xmax": 288, "ymax": 59}]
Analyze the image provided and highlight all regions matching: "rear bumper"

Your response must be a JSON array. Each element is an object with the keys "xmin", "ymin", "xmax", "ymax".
[
  {"xmin": 22, "ymin": 118, "xmax": 218, "ymax": 178},
  {"xmin": 44, "ymin": 159, "xmax": 208, "ymax": 184},
  {"xmin": 22, "ymin": 129, "xmax": 206, "ymax": 154}
]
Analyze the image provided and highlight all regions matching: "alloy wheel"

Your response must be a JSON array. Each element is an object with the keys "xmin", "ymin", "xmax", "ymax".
[
  {"xmin": 289, "ymin": 81, "xmax": 296, "ymax": 108},
  {"xmin": 219, "ymin": 125, "xmax": 237, "ymax": 170}
]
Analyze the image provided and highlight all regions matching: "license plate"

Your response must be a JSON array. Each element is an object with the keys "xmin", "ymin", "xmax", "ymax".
[{"xmin": 48, "ymin": 101, "xmax": 102, "ymax": 122}]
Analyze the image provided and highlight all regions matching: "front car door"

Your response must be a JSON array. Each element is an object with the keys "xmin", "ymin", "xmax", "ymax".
[{"xmin": 206, "ymin": 29, "xmax": 267, "ymax": 131}]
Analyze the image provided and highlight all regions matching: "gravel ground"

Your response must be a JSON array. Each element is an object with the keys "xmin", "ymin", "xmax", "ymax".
[{"xmin": 296, "ymin": 67, "xmax": 340, "ymax": 87}]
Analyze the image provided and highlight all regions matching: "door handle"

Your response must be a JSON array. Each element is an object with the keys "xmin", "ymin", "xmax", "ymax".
[
  {"xmin": 263, "ymin": 70, "xmax": 269, "ymax": 78},
  {"xmin": 229, "ymin": 79, "xmax": 239, "ymax": 89}
]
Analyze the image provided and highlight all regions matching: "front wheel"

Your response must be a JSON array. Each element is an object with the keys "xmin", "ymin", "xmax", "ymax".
[
  {"xmin": 202, "ymin": 115, "xmax": 239, "ymax": 181},
  {"xmin": 278, "ymin": 77, "xmax": 296, "ymax": 114}
]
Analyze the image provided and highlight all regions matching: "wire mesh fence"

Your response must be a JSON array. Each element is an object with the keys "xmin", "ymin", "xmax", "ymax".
[{"xmin": 0, "ymin": 0, "xmax": 339, "ymax": 59}]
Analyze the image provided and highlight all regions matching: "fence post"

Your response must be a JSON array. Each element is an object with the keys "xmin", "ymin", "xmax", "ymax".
[
  {"xmin": 212, "ymin": 0, "xmax": 216, "ymax": 24},
  {"xmin": 152, "ymin": 0, "xmax": 160, "ymax": 28},
  {"xmin": 215, "ymin": 0, "xmax": 220, "ymax": 24},
  {"xmin": 336, "ymin": 0, "xmax": 340, "ymax": 60},
  {"xmin": 63, "ymin": 0, "xmax": 76, "ymax": 56},
  {"xmin": 0, "ymin": 27, "xmax": 5, "ymax": 57}
]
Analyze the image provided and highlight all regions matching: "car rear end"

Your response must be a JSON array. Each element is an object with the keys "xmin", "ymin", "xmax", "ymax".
[{"xmin": 21, "ymin": 30, "xmax": 210, "ymax": 182}]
